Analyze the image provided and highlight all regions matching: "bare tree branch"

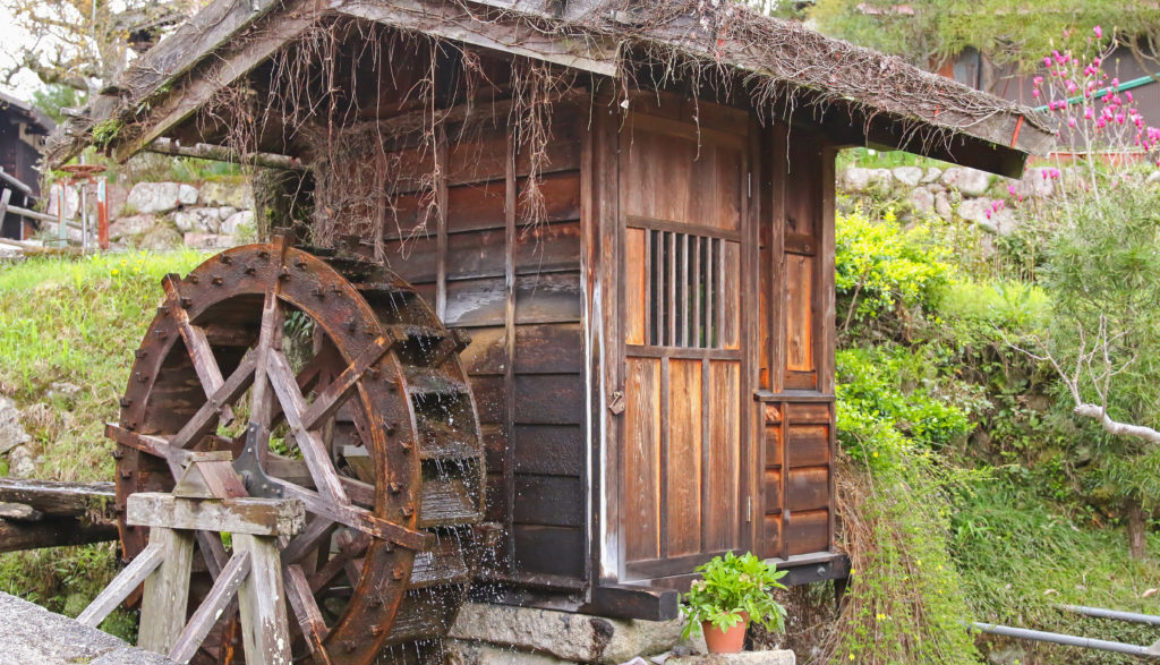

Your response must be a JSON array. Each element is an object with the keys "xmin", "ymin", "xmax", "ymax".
[{"xmin": 1002, "ymin": 322, "xmax": 1160, "ymax": 446}]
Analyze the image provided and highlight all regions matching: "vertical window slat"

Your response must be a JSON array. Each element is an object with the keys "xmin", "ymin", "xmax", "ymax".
[
  {"xmin": 679, "ymin": 234, "xmax": 689, "ymax": 347},
  {"xmin": 641, "ymin": 229, "xmax": 730, "ymax": 350},
  {"xmin": 667, "ymin": 231, "xmax": 677, "ymax": 348},
  {"xmin": 716, "ymin": 237, "xmax": 725, "ymax": 348},
  {"xmin": 644, "ymin": 229, "xmax": 653, "ymax": 346},
  {"xmin": 692, "ymin": 236, "xmax": 702, "ymax": 348}
]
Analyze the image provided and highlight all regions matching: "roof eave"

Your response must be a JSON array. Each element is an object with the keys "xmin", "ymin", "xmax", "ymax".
[{"xmin": 53, "ymin": 0, "xmax": 1052, "ymax": 176}]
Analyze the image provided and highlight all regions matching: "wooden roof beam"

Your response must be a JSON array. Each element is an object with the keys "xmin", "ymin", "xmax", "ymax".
[
  {"xmin": 111, "ymin": 0, "xmax": 322, "ymax": 163},
  {"xmin": 336, "ymin": 0, "xmax": 619, "ymax": 77},
  {"xmin": 146, "ymin": 138, "xmax": 305, "ymax": 171}
]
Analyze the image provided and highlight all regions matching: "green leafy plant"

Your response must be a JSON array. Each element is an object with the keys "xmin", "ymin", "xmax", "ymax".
[{"xmin": 680, "ymin": 552, "xmax": 788, "ymax": 639}]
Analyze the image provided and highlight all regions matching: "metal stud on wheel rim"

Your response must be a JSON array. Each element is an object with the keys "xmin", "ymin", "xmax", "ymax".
[{"xmin": 110, "ymin": 239, "xmax": 485, "ymax": 664}]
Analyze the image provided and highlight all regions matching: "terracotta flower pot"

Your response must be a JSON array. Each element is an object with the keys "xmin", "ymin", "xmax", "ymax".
[{"xmin": 702, "ymin": 611, "xmax": 749, "ymax": 653}]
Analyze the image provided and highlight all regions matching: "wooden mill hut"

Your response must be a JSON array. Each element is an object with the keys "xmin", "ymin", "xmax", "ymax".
[{"xmin": 51, "ymin": 0, "xmax": 1051, "ymax": 625}]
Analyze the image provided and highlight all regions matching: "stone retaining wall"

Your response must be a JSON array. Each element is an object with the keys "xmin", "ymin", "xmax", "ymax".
[
  {"xmin": 838, "ymin": 164, "xmax": 1061, "ymax": 235},
  {"xmin": 44, "ymin": 178, "xmax": 255, "ymax": 251}
]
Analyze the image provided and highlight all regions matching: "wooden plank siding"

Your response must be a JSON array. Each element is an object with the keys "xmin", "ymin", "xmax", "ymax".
[
  {"xmin": 376, "ymin": 104, "xmax": 589, "ymax": 584},
  {"xmin": 318, "ymin": 85, "xmax": 839, "ymax": 595}
]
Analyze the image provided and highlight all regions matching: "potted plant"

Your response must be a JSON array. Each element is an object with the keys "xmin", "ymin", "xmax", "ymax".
[{"xmin": 680, "ymin": 552, "xmax": 788, "ymax": 653}]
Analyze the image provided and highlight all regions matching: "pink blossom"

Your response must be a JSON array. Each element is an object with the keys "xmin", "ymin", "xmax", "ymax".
[
  {"xmin": 1069, "ymin": 118, "xmax": 1077, "ymax": 128},
  {"xmin": 1033, "ymin": 89, "xmax": 1041, "ymax": 99},
  {"xmin": 1033, "ymin": 76, "xmax": 1044, "ymax": 85},
  {"xmin": 1084, "ymin": 108, "xmax": 1093, "ymax": 119},
  {"xmin": 1044, "ymin": 56, "xmax": 1053, "ymax": 67},
  {"xmin": 1126, "ymin": 91, "xmax": 1134, "ymax": 103},
  {"xmin": 1094, "ymin": 26, "xmax": 1103, "ymax": 39}
]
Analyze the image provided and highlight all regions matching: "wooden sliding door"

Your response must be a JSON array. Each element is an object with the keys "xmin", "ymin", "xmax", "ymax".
[{"xmin": 619, "ymin": 107, "xmax": 750, "ymax": 579}]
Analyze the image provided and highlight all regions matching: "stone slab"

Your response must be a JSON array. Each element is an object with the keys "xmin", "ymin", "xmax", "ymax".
[
  {"xmin": 0, "ymin": 397, "xmax": 30, "ymax": 455},
  {"xmin": 447, "ymin": 640, "xmax": 575, "ymax": 665},
  {"xmin": 668, "ymin": 650, "xmax": 795, "ymax": 665},
  {"xmin": 0, "ymin": 592, "xmax": 177, "ymax": 665},
  {"xmin": 449, "ymin": 602, "xmax": 690, "ymax": 664}
]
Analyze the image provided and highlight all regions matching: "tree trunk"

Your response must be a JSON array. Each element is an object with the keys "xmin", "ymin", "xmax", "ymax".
[{"xmin": 1127, "ymin": 499, "xmax": 1148, "ymax": 559}]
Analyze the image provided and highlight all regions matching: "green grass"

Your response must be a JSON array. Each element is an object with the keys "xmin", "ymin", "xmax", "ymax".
[
  {"xmin": 952, "ymin": 472, "xmax": 1160, "ymax": 664},
  {"xmin": 0, "ymin": 249, "xmax": 208, "ymax": 635},
  {"xmin": 0, "ymin": 249, "xmax": 208, "ymax": 480}
]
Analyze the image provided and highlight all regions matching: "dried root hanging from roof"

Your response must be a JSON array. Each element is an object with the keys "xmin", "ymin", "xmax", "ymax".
[
  {"xmin": 197, "ymin": 14, "xmax": 577, "ymax": 261},
  {"xmin": 509, "ymin": 59, "xmax": 577, "ymax": 231}
]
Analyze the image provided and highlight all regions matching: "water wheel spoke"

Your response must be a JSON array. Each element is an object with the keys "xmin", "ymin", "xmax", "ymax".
[
  {"xmin": 282, "ymin": 516, "xmax": 337, "ymax": 566},
  {"xmin": 268, "ymin": 349, "xmax": 351, "ymax": 505},
  {"xmin": 250, "ymin": 288, "xmax": 285, "ymax": 435},
  {"xmin": 171, "ymin": 351, "xmax": 257, "ymax": 450},
  {"xmin": 264, "ymin": 455, "xmax": 376, "ymax": 508},
  {"xmin": 274, "ymin": 480, "xmax": 432, "ymax": 551},
  {"xmin": 163, "ymin": 275, "xmax": 235, "ymax": 427},
  {"xmin": 301, "ymin": 336, "xmax": 392, "ymax": 432},
  {"xmin": 267, "ymin": 347, "xmax": 339, "ymax": 439},
  {"xmin": 308, "ymin": 532, "xmax": 370, "ymax": 594},
  {"xmin": 284, "ymin": 564, "xmax": 332, "ymax": 662},
  {"xmin": 106, "ymin": 424, "xmax": 190, "ymax": 467}
]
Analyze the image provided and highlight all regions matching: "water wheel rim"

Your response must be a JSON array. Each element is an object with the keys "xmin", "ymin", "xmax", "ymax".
[{"xmin": 114, "ymin": 241, "xmax": 437, "ymax": 664}]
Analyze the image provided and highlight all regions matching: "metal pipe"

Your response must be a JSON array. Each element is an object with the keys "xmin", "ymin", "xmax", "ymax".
[
  {"xmin": 11, "ymin": 204, "xmax": 79, "ymax": 228},
  {"xmin": 1056, "ymin": 604, "xmax": 1160, "ymax": 626},
  {"xmin": 1033, "ymin": 72, "xmax": 1158, "ymax": 112},
  {"xmin": 972, "ymin": 622, "xmax": 1160, "ymax": 657}
]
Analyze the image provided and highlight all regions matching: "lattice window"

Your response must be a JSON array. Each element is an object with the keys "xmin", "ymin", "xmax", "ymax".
[{"xmin": 647, "ymin": 230, "xmax": 725, "ymax": 348}]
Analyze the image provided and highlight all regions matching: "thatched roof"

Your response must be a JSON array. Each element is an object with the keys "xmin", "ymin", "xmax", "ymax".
[
  {"xmin": 48, "ymin": 0, "xmax": 1053, "ymax": 176},
  {"xmin": 0, "ymin": 91, "xmax": 55, "ymax": 133}
]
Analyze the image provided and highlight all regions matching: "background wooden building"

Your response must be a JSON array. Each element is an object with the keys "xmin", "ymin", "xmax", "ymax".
[
  {"xmin": 0, "ymin": 92, "xmax": 53, "ymax": 240},
  {"xmin": 53, "ymin": 0, "xmax": 1051, "ymax": 622}
]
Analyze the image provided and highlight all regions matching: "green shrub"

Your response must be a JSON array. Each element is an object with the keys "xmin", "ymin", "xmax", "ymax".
[
  {"xmin": 837, "ymin": 346, "xmax": 977, "ymax": 469},
  {"xmin": 835, "ymin": 210, "xmax": 955, "ymax": 339}
]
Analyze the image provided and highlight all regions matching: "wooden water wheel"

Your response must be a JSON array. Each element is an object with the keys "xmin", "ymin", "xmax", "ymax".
[{"xmin": 106, "ymin": 237, "xmax": 486, "ymax": 665}]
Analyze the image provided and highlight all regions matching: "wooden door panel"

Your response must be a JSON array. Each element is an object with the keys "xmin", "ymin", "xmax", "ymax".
[
  {"xmin": 705, "ymin": 361, "xmax": 740, "ymax": 551},
  {"xmin": 786, "ymin": 253, "xmax": 814, "ymax": 372},
  {"xmin": 624, "ymin": 358, "xmax": 662, "ymax": 561},
  {"xmin": 667, "ymin": 359, "xmax": 703, "ymax": 557},
  {"xmin": 787, "ymin": 425, "xmax": 830, "ymax": 467}
]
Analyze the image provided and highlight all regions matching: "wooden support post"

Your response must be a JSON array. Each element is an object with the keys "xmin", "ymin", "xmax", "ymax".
[
  {"xmin": 76, "ymin": 541, "xmax": 166, "ymax": 628},
  {"xmin": 87, "ymin": 491, "xmax": 304, "ymax": 664},
  {"xmin": 235, "ymin": 532, "xmax": 293, "ymax": 665},
  {"xmin": 138, "ymin": 526, "xmax": 196, "ymax": 654},
  {"xmin": 169, "ymin": 551, "xmax": 252, "ymax": 664}
]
